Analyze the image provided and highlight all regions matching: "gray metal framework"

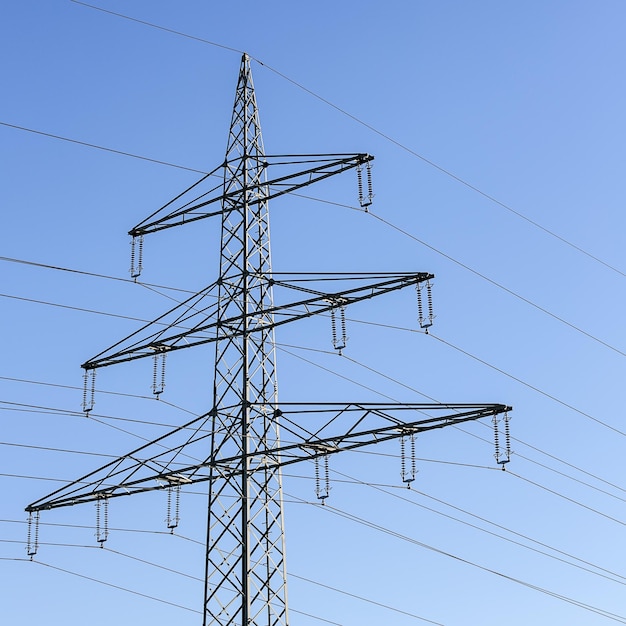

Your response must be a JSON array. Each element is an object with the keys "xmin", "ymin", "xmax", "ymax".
[{"xmin": 27, "ymin": 54, "xmax": 511, "ymax": 626}]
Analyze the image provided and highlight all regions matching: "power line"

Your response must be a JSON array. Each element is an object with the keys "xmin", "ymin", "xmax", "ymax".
[
  {"xmin": 303, "ymin": 498, "xmax": 626, "ymax": 624},
  {"xmin": 0, "ymin": 121, "xmax": 206, "ymax": 174},
  {"xmin": 428, "ymin": 331, "xmax": 626, "ymax": 437},
  {"xmin": 33, "ymin": 559, "xmax": 202, "ymax": 614},
  {"xmin": 4, "ymin": 272, "xmax": 623, "ymax": 499},
  {"xmin": 5, "ymin": 329, "xmax": 623, "ymax": 518},
  {"xmin": 67, "ymin": 1, "xmax": 626, "ymax": 282},
  {"xmin": 0, "ymin": 291, "xmax": 151, "ymax": 324},
  {"xmin": 367, "ymin": 210, "xmax": 626, "ymax": 360},
  {"xmin": 70, "ymin": 0, "xmax": 244, "ymax": 55},
  {"xmin": 507, "ymin": 470, "xmax": 626, "ymax": 528},
  {"xmin": 325, "ymin": 470, "xmax": 626, "ymax": 587},
  {"xmin": 289, "ymin": 573, "xmax": 445, "ymax": 626},
  {"xmin": 4, "ymin": 119, "xmax": 624, "ymax": 364}
]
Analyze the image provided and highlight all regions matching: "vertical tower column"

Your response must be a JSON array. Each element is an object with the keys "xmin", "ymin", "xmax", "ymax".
[{"xmin": 204, "ymin": 54, "xmax": 288, "ymax": 626}]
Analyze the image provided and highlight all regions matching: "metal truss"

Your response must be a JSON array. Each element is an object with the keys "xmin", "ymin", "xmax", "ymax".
[
  {"xmin": 81, "ymin": 272, "xmax": 434, "ymax": 370},
  {"xmin": 26, "ymin": 402, "xmax": 510, "ymax": 512},
  {"xmin": 27, "ymin": 53, "xmax": 512, "ymax": 626}
]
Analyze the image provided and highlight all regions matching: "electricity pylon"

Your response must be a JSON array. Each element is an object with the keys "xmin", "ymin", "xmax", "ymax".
[{"xmin": 26, "ymin": 53, "xmax": 511, "ymax": 626}]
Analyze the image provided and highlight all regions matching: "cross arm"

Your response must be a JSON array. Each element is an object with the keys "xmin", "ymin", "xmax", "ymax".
[
  {"xmin": 130, "ymin": 153, "xmax": 374, "ymax": 237},
  {"xmin": 82, "ymin": 272, "xmax": 433, "ymax": 370},
  {"xmin": 26, "ymin": 402, "xmax": 510, "ymax": 512}
]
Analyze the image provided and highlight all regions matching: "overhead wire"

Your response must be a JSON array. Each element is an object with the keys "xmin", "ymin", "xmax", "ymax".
[
  {"xmin": 6, "ymin": 452, "xmax": 626, "ymax": 621},
  {"xmin": 17, "ymin": 509, "xmax": 617, "ymax": 626},
  {"xmin": 6, "ymin": 5, "xmax": 625, "ymax": 620},
  {"xmin": 0, "ymin": 121, "xmax": 205, "ymax": 174},
  {"xmin": 320, "ymin": 469, "xmax": 626, "ymax": 587},
  {"xmin": 4, "ymin": 328, "xmax": 623, "ymax": 521},
  {"xmin": 67, "ymin": 0, "xmax": 626, "ymax": 282},
  {"xmin": 286, "ymin": 493, "xmax": 626, "ymax": 624},
  {"xmin": 3, "ymin": 131, "xmax": 625, "ymax": 362},
  {"xmin": 3, "ymin": 295, "xmax": 623, "ymax": 524},
  {"xmin": 6, "ymin": 453, "xmax": 626, "ymax": 591},
  {"xmin": 0, "ymin": 255, "xmax": 196, "ymax": 294},
  {"xmin": 33, "ymin": 559, "xmax": 202, "ymax": 614},
  {"xmin": 3, "ymin": 278, "xmax": 622, "ymax": 499}
]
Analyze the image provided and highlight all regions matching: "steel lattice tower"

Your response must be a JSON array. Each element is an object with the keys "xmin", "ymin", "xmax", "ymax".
[
  {"xmin": 26, "ymin": 54, "xmax": 512, "ymax": 626},
  {"xmin": 207, "ymin": 55, "xmax": 287, "ymax": 626}
]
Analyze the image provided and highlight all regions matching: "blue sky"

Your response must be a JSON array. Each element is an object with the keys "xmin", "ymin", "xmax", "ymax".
[{"xmin": 2, "ymin": 1, "xmax": 626, "ymax": 624}]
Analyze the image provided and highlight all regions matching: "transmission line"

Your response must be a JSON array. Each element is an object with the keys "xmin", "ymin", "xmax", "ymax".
[{"xmin": 67, "ymin": 0, "xmax": 626, "ymax": 281}]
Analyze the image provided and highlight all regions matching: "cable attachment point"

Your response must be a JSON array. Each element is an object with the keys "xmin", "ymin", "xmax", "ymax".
[
  {"xmin": 493, "ymin": 412, "xmax": 511, "ymax": 469},
  {"xmin": 130, "ymin": 234, "xmax": 144, "ymax": 280},
  {"xmin": 150, "ymin": 344, "xmax": 169, "ymax": 398},
  {"xmin": 400, "ymin": 430, "xmax": 418, "ymax": 487},
  {"xmin": 416, "ymin": 280, "xmax": 435, "ymax": 333},
  {"xmin": 26, "ymin": 510, "xmax": 40, "ymax": 559},
  {"xmin": 82, "ymin": 368, "xmax": 96, "ymax": 414},
  {"xmin": 328, "ymin": 297, "xmax": 349, "ymax": 354},
  {"xmin": 95, "ymin": 495, "xmax": 109, "ymax": 546}
]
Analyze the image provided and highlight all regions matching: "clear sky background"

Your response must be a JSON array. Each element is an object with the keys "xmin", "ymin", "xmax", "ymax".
[{"xmin": 2, "ymin": 1, "xmax": 626, "ymax": 625}]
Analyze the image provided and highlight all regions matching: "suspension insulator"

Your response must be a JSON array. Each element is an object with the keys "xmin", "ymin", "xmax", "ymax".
[
  {"xmin": 96, "ymin": 497, "xmax": 109, "ymax": 545},
  {"xmin": 357, "ymin": 164, "xmax": 364, "ymax": 207},
  {"xmin": 357, "ymin": 161, "xmax": 373, "ymax": 209},
  {"xmin": 417, "ymin": 281, "xmax": 434, "ymax": 332},
  {"xmin": 493, "ymin": 414, "xmax": 502, "ymax": 466},
  {"xmin": 400, "ymin": 432, "xmax": 417, "ymax": 487},
  {"xmin": 130, "ymin": 235, "xmax": 144, "ymax": 280},
  {"xmin": 427, "ymin": 281, "xmax": 434, "ymax": 326},
  {"xmin": 417, "ymin": 285, "xmax": 424, "ymax": 326},
  {"xmin": 500, "ymin": 412, "xmax": 511, "ymax": 468},
  {"xmin": 82, "ymin": 368, "xmax": 96, "ymax": 414},
  {"xmin": 330, "ymin": 304, "xmax": 348, "ymax": 353},
  {"xmin": 26, "ymin": 511, "xmax": 40, "ymax": 558},
  {"xmin": 493, "ymin": 414, "xmax": 500, "ymax": 459},
  {"xmin": 151, "ymin": 347, "xmax": 167, "ymax": 397},
  {"xmin": 166, "ymin": 485, "xmax": 181, "ymax": 531},
  {"xmin": 365, "ymin": 161, "xmax": 373, "ymax": 207},
  {"xmin": 315, "ymin": 455, "xmax": 330, "ymax": 503}
]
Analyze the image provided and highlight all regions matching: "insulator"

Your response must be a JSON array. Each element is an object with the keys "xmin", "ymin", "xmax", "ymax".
[
  {"xmin": 357, "ymin": 164, "xmax": 364, "ymax": 207},
  {"xmin": 130, "ymin": 235, "xmax": 144, "ymax": 280},
  {"xmin": 82, "ymin": 368, "xmax": 96, "ymax": 414},
  {"xmin": 357, "ymin": 161, "xmax": 373, "ymax": 209},
  {"xmin": 410, "ymin": 433, "xmax": 417, "ymax": 481},
  {"xmin": 166, "ymin": 485, "xmax": 181, "ymax": 531},
  {"xmin": 493, "ymin": 414, "xmax": 501, "ymax": 464},
  {"xmin": 365, "ymin": 161, "xmax": 373, "ymax": 207},
  {"xmin": 323, "ymin": 454, "xmax": 330, "ymax": 500},
  {"xmin": 500, "ymin": 412, "xmax": 511, "ymax": 468},
  {"xmin": 504, "ymin": 413, "xmax": 511, "ymax": 457},
  {"xmin": 426, "ymin": 281, "xmax": 434, "ymax": 327},
  {"xmin": 315, "ymin": 455, "xmax": 330, "ymax": 502},
  {"xmin": 96, "ymin": 497, "xmax": 109, "ymax": 545},
  {"xmin": 130, "ymin": 236, "xmax": 136, "ymax": 276},
  {"xmin": 416, "ymin": 285, "xmax": 424, "ymax": 326},
  {"xmin": 152, "ymin": 349, "xmax": 166, "ymax": 397},
  {"xmin": 417, "ymin": 281, "xmax": 434, "ymax": 332},
  {"xmin": 26, "ymin": 511, "xmax": 40, "ymax": 558},
  {"xmin": 314, "ymin": 455, "xmax": 321, "ymax": 498},
  {"xmin": 401, "ymin": 433, "xmax": 417, "ymax": 487},
  {"xmin": 330, "ymin": 304, "xmax": 347, "ymax": 353}
]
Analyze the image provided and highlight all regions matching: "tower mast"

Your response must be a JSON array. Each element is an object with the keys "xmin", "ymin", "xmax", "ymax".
[
  {"xmin": 206, "ymin": 53, "xmax": 287, "ymax": 626},
  {"xmin": 26, "ymin": 54, "xmax": 511, "ymax": 626}
]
